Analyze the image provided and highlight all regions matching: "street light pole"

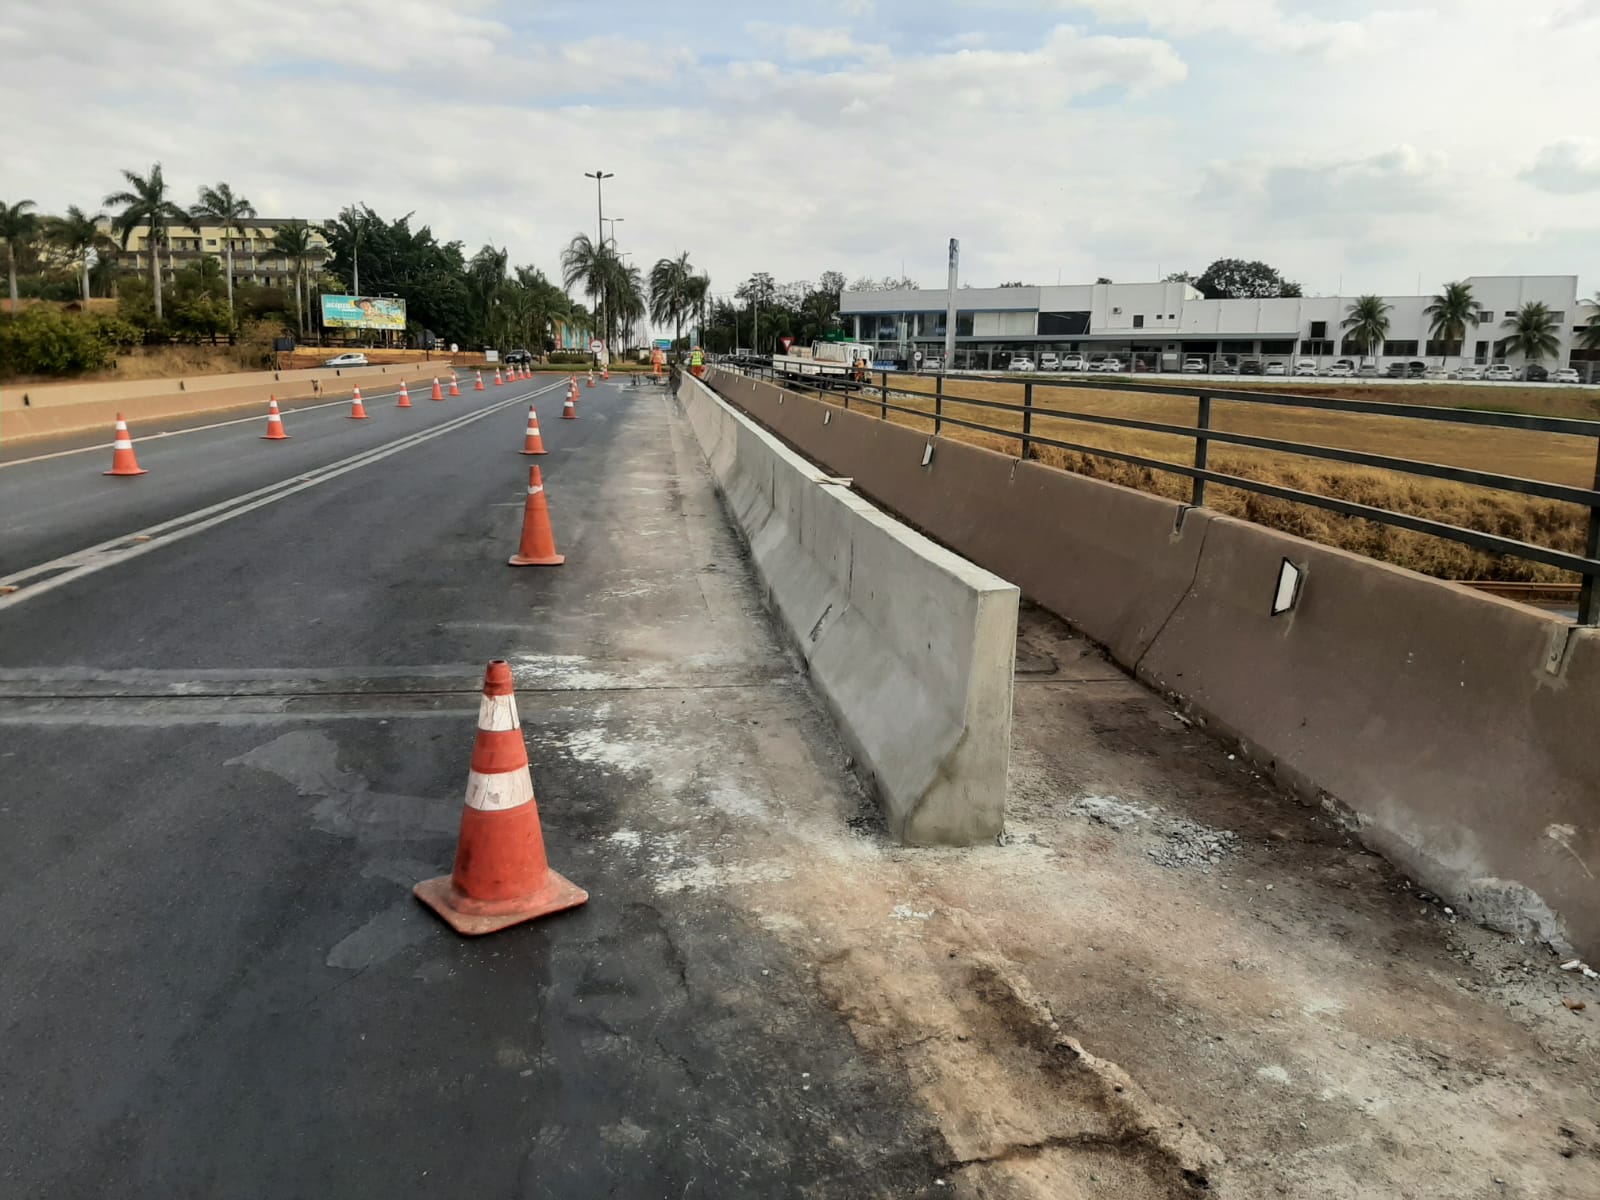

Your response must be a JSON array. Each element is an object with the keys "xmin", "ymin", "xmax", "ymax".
[{"xmin": 585, "ymin": 170, "xmax": 614, "ymax": 354}]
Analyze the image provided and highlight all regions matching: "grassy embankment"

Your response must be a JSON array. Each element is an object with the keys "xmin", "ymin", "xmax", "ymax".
[{"xmin": 846, "ymin": 375, "xmax": 1600, "ymax": 584}]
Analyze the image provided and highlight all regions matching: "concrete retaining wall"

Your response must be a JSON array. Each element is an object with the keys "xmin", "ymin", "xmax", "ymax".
[
  {"xmin": 1, "ymin": 362, "xmax": 459, "ymax": 442},
  {"xmin": 677, "ymin": 371, "xmax": 1020, "ymax": 845},
  {"xmin": 704, "ymin": 367, "xmax": 1600, "ymax": 958}
]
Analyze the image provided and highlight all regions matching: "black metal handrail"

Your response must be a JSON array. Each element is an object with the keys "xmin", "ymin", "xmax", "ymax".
[{"xmin": 719, "ymin": 364, "xmax": 1600, "ymax": 625}]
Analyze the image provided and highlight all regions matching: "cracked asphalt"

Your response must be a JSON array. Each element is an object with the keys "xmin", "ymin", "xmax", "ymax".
[{"xmin": 0, "ymin": 379, "xmax": 946, "ymax": 1198}]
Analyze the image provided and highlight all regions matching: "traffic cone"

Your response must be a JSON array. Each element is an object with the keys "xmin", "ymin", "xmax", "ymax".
[
  {"xmin": 475, "ymin": 371, "xmax": 485, "ymax": 392},
  {"xmin": 397, "ymin": 381, "xmax": 412, "ymax": 408},
  {"xmin": 494, "ymin": 368, "xmax": 504, "ymax": 386},
  {"xmin": 349, "ymin": 388, "xmax": 369, "ymax": 419},
  {"xmin": 449, "ymin": 374, "xmax": 461, "ymax": 396},
  {"xmin": 509, "ymin": 465, "xmax": 564, "ymax": 566},
  {"xmin": 430, "ymin": 377, "xmax": 444, "ymax": 401},
  {"xmin": 520, "ymin": 405, "xmax": 547, "ymax": 455},
  {"xmin": 104, "ymin": 413, "xmax": 148, "ymax": 476},
  {"xmin": 562, "ymin": 393, "xmax": 577, "ymax": 420},
  {"xmin": 261, "ymin": 397, "xmax": 290, "ymax": 440},
  {"xmin": 601, "ymin": 365, "xmax": 609, "ymax": 381},
  {"xmin": 413, "ymin": 660, "xmax": 587, "ymax": 935},
  {"xmin": 586, "ymin": 370, "xmax": 595, "ymax": 388}
]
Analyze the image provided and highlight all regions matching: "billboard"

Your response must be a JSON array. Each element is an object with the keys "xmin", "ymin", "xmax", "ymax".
[{"xmin": 321, "ymin": 294, "xmax": 407, "ymax": 330}]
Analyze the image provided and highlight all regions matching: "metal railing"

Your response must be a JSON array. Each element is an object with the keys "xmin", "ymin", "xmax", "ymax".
[{"xmin": 722, "ymin": 364, "xmax": 1600, "ymax": 625}]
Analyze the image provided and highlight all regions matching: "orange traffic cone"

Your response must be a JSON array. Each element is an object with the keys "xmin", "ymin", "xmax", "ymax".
[
  {"xmin": 449, "ymin": 374, "xmax": 461, "ymax": 396},
  {"xmin": 261, "ymin": 397, "xmax": 290, "ymax": 440},
  {"xmin": 104, "ymin": 412, "xmax": 148, "ymax": 476},
  {"xmin": 349, "ymin": 388, "xmax": 369, "ymax": 419},
  {"xmin": 586, "ymin": 370, "xmax": 595, "ymax": 389},
  {"xmin": 413, "ymin": 660, "xmax": 587, "ymax": 935},
  {"xmin": 475, "ymin": 371, "xmax": 485, "ymax": 391},
  {"xmin": 562, "ymin": 393, "xmax": 577, "ymax": 419},
  {"xmin": 397, "ymin": 381, "xmax": 412, "ymax": 408},
  {"xmin": 601, "ymin": 365, "xmax": 609, "ymax": 381},
  {"xmin": 509, "ymin": 464, "xmax": 564, "ymax": 566},
  {"xmin": 520, "ymin": 405, "xmax": 547, "ymax": 455},
  {"xmin": 430, "ymin": 377, "xmax": 444, "ymax": 401},
  {"xmin": 494, "ymin": 368, "xmax": 504, "ymax": 386}
]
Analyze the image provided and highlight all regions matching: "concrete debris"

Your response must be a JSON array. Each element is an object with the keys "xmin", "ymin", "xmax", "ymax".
[
  {"xmin": 1146, "ymin": 819, "xmax": 1241, "ymax": 870},
  {"xmin": 1067, "ymin": 793, "xmax": 1153, "ymax": 831},
  {"xmin": 1558, "ymin": 959, "xmax": 1599, "ymax": 979}
]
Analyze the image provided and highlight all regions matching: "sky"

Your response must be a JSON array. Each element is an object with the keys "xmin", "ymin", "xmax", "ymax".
[{"xmin": 3, "ymin": 0, "xmax": 1598, "ymax": 305}]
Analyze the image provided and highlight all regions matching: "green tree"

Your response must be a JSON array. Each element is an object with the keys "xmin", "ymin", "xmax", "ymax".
[
  {"xmin": 563, "ymin": 233, "xmax": 637, "ymax": 351},
  {"xmin": 467, "ymin": 244, "xmax": 510, "ymax": 343},
  {"xmin": 46, "ymin": 206, "xmax": 108, "ymax": 303},
  {"xmin": 270, "ymin": 220, "xmax": 317, "ymax": 335},
  {"xmin": 1341, "ymin": 294, "xmax": 1392, "ymax": 359},
  {"xmin": 1194, "ymin": 258, "xmax": 1300, "ymax": 300},
  {"xmin": 1422, "ymin": 281, "xmax": 1483, "ymax": 364},
  {"xmin": 105, "ymin": 163, "xmax": 189, "ymax": 322},
  {"xmin": 684, "ymin": 274, "xmax": 709, "ymax": 347},
  {"xmin": 190, "ymin": 182, "xmax": 256, "ymax": 319},
  {"xmin": 1500, "ymin": 302, "xmax": 1561, "ymax": 368},
  {"xmin": 1, "ymin": 198, "xmax": 38, "ymax": 307},
  {"xmin": 648, "ymin": 252, "xmax": 694, "ymax": 353},
  {"xmin": 1578, "ymin": 292, "xmax": 1600, "ymax": 352}
]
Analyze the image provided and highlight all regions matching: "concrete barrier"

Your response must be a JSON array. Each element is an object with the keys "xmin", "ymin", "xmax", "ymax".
[
  {"xmin": 703, "ymin": 367, "xmax": 1600, "ymax": 958},
  {"xmin": 678, "ymin": 371, "xmax": 1019, "ymax": 845}
]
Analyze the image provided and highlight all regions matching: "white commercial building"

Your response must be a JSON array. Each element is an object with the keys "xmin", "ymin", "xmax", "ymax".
[{"xmin": 841, "ymin": 275, "xmax": 1596, "ymax": 377}]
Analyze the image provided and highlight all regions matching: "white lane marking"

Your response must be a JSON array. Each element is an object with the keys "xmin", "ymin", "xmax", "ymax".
[
  {"xmin": 0, "ymin": 380, "xmax": 565, "ymax": 610},
  {"xmin": 0, "ymin": 372, "xmax": 511, "ymax": 469}
]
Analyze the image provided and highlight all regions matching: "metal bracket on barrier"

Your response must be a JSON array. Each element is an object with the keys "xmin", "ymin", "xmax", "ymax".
[
  {"xmin": 922, "ymin": 443, "xmax": 935, "ymax": 467},
  {"xmin": 823, "ymin": 410, "xmax": 831, "ymax": 425},
  {"xmin": 819, "ymin": 476, "xmax": 854, "ymax": 487}
]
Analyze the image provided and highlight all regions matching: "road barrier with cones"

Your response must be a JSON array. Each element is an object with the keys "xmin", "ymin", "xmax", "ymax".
[
  {"xmin": 449, "ymin": 374, "xmax": 461, "ymax": 396},
  {"xmin": 397, "ymin": 381, "xmax": 412, "ymax": 408},
  {"xmin": 475, "ymin": 372, "xmax": 486, "ymax": 391},
  {"xmin": 104, "ymin": 413, "xmax": 148, "ymax": 476},
  {"xmin": 349, "ymin": 388, "xmax": 369, "ymax": 419},
  {"xmin": 508, "ymin": 464, "xmax": 564, "ymax": 566},
  {"xmin": 413, "ymin": 660, "xmax": 587, "ymax": 935},
  {"xmin": 520, "ymin": 406, "xmax": 547, "ymax": 455},
  {"xmin": 261, "ymin": 398, "xmax": 290, "ymax": 440},
  {"xmin": 430, "ymin": 378, "xmax": 444, "ymax": 401}
]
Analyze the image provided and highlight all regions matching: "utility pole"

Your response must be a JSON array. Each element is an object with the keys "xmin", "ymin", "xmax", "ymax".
[
  {"xmin": 585, "ymin": 170, "xmax": 614, "ymax": 351},
  {"xmin": 944, "ymin": 238, "xmax": 959, "ymax": 370}
]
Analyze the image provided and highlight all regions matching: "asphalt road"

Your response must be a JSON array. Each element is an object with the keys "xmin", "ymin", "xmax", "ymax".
[{"xmin": 0, "ymin": 376, "xmax": 943, "ymax": 1197}]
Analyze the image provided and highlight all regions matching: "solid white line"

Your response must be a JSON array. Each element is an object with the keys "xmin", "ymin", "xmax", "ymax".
[
  {"xmin": 0, "ymin": 370, "xmax": 501, "ymax": 469},
  {"xmin": 0, "ymin": 379, "xmax": 565, "ymax": 610}
]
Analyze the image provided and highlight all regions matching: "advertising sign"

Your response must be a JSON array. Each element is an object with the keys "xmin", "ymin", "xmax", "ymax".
[
  {"xmin": 321, "ymin": 294, "xmax": 407, "ymax": 330},
  {"xmin": 653, "ymin": 338, "xmax": 671, "ymax": 349}
]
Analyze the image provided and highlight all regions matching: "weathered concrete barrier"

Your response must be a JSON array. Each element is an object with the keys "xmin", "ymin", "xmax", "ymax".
[
  {"xmin": 678, "ymin": 371, "xmax": 1019, "ymax": 845},
  {"xmin": 704, "ymin": 367, "xmax": 1600, "ymax": 959}
]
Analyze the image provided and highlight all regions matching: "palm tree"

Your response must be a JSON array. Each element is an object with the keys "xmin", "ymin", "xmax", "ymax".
[
  {"xmin": 46, "ymin": 206, "xmax": 109, "ymax": 303},
  {"xmin": 1579, "ymin": 291, "xmax": 1600, "ymax": 353},
  {"xmin": 562, "ymin": 233, "xmax": 631, "ymax": 351},
  {"xmin": 1341, "ymin": 294, "xmax": 1392, "ymax": 362},
  {"xmin": 1500, "ymin": 302, "xmax": 1561, "ymax": 370},
  {"xmin": 1422, "ymin": 281, "xmax": 1483, "ymax": 365},
  {"xmin": 270, "ymin": 220, "xmax": 316, "ymax": 334},
  {"xmin": 0, "ymin": 198, "xmax": 38, "ymax": 307},
  {"xmin": 648, "ymin": 252, "xmax": 694, "ymax": 352},
  {"xmin": 105, "ymin": 163, "xmax": 189, "ymax": 321},
  {"xmin": 190, "ymin": 182, "xmax": 257, "ymax": 318}
]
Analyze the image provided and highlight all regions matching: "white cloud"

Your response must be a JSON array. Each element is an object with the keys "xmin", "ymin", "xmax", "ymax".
[
  {"xmin": 1520, "ymin": 139, "xmax": 1600, "ymax": 195},
  {"xmin": 1053, "ymin": 0, "xmax": 1367, "ymax": 54},
  {"xmin": 745, "ymin": 23, "xmax": 889, "ymax": 62}
]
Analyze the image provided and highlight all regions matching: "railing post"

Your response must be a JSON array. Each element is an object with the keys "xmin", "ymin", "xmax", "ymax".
[
  {"xmin": 1191, "ymin": 395, "xmax": 1211, "ymax": 508},
  {"xmin": 1579, "ymin": 438, "xmax": 1600, "ymax": 625},
  {"xmin": 1021, "ymin": 382, "xmax": 1034, "ymax": 459},
  {"xmin": 934, "ymin": 373, "xmax": 943, "ymax": 436},
  {"xmin": 880, "ymin": 371, "xmax": 888, "ymax": 419}
]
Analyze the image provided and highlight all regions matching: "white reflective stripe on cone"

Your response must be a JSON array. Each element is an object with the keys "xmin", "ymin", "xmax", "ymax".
[
  {"xmin": 463, "ymin": 767, "xmax": 535, "ymax": 812},
  {"xmin": 528, "ymin": 485, "xmax": 544, "ymax": 495},
  {"xmin": 113, "ymin": 439, "xmax": 133, "ymax": 449},
  {"xmin": 477, "ymin": 690, "xmax": 520, "ymax": 732}
]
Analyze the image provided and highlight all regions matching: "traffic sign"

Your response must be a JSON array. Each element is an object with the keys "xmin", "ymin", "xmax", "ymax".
[{"xmin": 589, "ymin": 339, "xmax": 603, "ymax": 353}]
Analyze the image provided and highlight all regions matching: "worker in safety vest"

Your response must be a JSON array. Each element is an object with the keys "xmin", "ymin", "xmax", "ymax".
[
  {"xmin": 852, "ymin": 355, "xmax": 866, "ymax": 383},
  {"xmin": 651, "ymin": 346, "xmax": 665, "ymax": 376},
  {"xmin": 690, "ymin": 347, "xmax": 705, "ymax": 378}
]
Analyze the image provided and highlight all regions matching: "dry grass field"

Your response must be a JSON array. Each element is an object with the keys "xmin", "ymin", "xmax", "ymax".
[{"xmin": 835, "ymin": 374, "xmax": 1600, "ymax": 584}]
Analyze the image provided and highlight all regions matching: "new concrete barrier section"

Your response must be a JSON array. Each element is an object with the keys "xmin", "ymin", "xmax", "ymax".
[
  {"xmin": 703, "ymin": 367, "xmax": 1600, "ymax": 959},
  {"xmin": 676, "ymin": 370, "xmax": 1019, "ymax": 845}
]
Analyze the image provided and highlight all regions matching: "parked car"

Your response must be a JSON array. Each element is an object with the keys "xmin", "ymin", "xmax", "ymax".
[
  {"xmin": 1406, "ymin": 361, "xmax": 1427, "ymax": 378},
  {"xmin": 1061, "ymin": 353, "xmax": 1087, "ymax": 372},
  {"xmin": 1293, "ymin": 359, "xmax": 1318, "ymax": 376},
  {"xmin": 1239, "ymin": 359, "xmax": 1264, "ymax": 376},
  {"xmin": 1424, "ymin": 365, "xmax": 1448, "ymax": 379},
  {"xmin": 1484, "ymin": 364, "xmax": 1516, "ymax": 381},
  {"xmin": 503, "ymin": 348, "xmax": 533, "ymax": 365},
  {"xmin": 1008, "ymin": 356, "xmax": 1035, "ymax": 372},
  {"xmin": 1451, "ymin": 364, "xmax": 1485, "ymax": 380},
  {"xmin": 1522, "ymin": 364, "xmax": 1549, "ymax": 382},
  {"xmin": 1553, "ymin": 367, "xmax": 1581, "ymax": 384},
  {"xmin": 324, "ymin": 352, "xmax": 368, "ymax": 367},
  {"xmin": 1213, "ymin": 359, "xmax": 1238, "ymax": 375},
  {"xmin": 923, "ymin": 354, "xmax": 943, "ymax": 371},
  {"xmin": 1038, "ymin": 352, "xmax": 1060, "ymax": 371},
  {"xmin": 1325, "ymin": 359, "xmax": 1355, "ymax": 377},
  {"xmin": 1090, "ymin": 357, "xmax": 1124, "ymax": 372},
  {"xmin": 1384, "ymin": 361, "xmax": 1408, "ymax": 378},
  {"xmin": 1182, "ymin": 358, "xmax": 1208, "ymax": 373},
  {"xmin": 1264, "ymin": 360, "xmax": 1287, "ymax": 376},
  {"xmin": 1356, "ymin": 362, "xmax": 1380, "ymax": 377}
]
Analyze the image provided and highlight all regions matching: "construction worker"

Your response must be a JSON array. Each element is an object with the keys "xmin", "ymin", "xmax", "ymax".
[
  {"xmin": 651, "ymin": 345, "xmax": 665, "ymax": 376},
  {"xmin": 690, "ymin": 346, "xmax": 705, "ymax": 378}
]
